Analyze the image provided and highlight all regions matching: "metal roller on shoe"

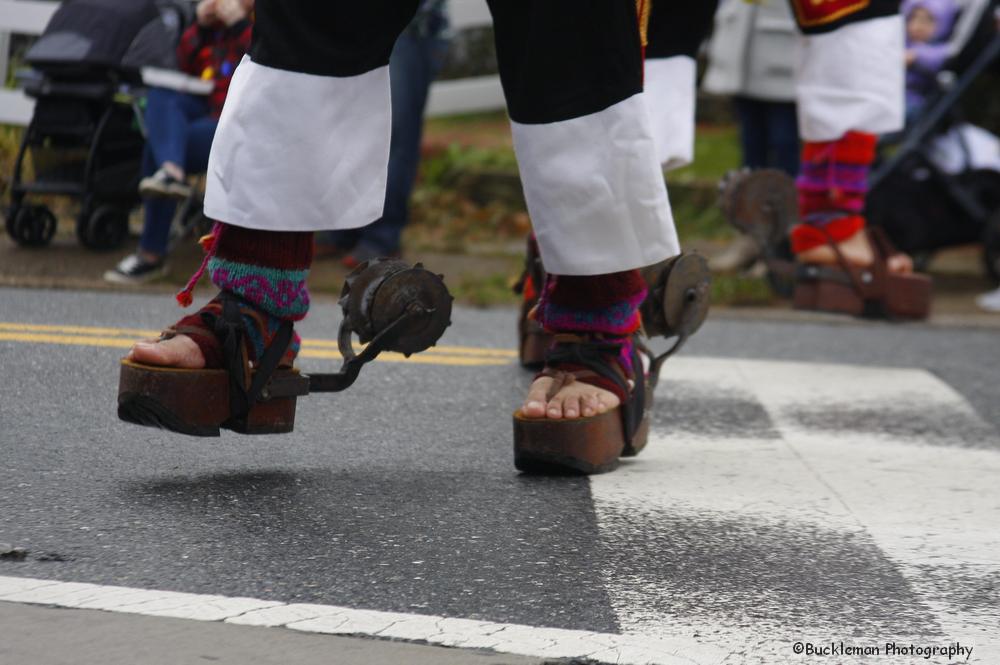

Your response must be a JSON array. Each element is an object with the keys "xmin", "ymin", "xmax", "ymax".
[
  {"xmin": 339, "ymin": 258, "xmax": 453, "ymax": 357},
  {"xmin": 637, "ymin": 252, "xmax": 711, "ymax": 385},
  {"xmin": 720, "ymin": 168, "xmax": 797, "ymax": 248},
  {"xmin": 117, "ymin": 259, "xmax": 452, "ymax": 436},
  {"xmin": 278, "ymin": 258, "xmax": 453, "ymax": 395},
  {"xmin": 719, "ymin": 168, "xmax": 799, "ymax": 298},
  {"xmin": 639, "ymin": 253, "xmax": 711, "ymax": 340}
]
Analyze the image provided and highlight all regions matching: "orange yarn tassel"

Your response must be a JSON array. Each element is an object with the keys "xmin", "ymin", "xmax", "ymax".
[{"xmin": 175, "ymin": 222, "xmax": 223, "ymax": 308}]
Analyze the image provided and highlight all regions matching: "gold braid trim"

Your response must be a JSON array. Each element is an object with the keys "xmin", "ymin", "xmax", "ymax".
[{"xmin": 636, "ymin": 0, "xmax": 652, "ymax": 48}]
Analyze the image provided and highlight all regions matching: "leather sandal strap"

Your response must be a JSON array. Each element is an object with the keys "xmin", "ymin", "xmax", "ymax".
[
  {"xmin": 814, "ymin": 224, "xmax": 872, "ymax": 297},
  {"xmin": 541, "ymin": 334, "xmax": 646, "ymax": 443},
  {"xmin": 542, "ymin": 370, "xmax": 575, "ymax": 402},
  {"xmin": 809, "ymin": 224, "xmax": 888, "ymax": 303},
  {"xmin": 198, "ymin": 293, "xmax": 294, "ymax": 420},
  {"xmin": 160, "ymin": 325, "xmax": 210, "ymax": 340}
]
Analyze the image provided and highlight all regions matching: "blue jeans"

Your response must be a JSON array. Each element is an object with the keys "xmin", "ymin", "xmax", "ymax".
[
  {"xmin": 323, "ymin": 31, "xmax": 450, "ymax": 255},
  {"xmin": 139, "ymin": 87, "xmax": 218, "ymax": 257},
  {"xmin": 733, "ymin": 96, "xmax": 800, "ymax": 176}
]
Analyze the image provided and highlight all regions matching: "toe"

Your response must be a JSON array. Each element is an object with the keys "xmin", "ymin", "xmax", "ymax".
[
  {"xmin": 595, "ymin": 391, "xmax": 621, "ymax": 413},
  {"xmin": 563, "ymin": 394, "xmax": 581, "ymax": 419},
  {"xmin": 546, "ymin": 394, "xmax": 565, "ymax": 420},
  {"xmin": 581, "ymin": 394, "xmax": 599, "ymax": 418},
  {"xmin": 522, "ymin": 378, "xmax": 551, "ymax": 418}
]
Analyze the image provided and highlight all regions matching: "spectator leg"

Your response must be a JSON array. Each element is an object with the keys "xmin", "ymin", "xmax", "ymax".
[
  {"xmin": 354, "ymin": 31, "xmax": 449, "ymax": 258},
  {"xmin": 734, "ymin": 96, "xmax": 769, "ymax": 170},
  {"xmin": 144, "ymin": 88, "xmax": 210, "ymax": 173},
  {"xmin": 766, "ymin": 101, "xmax": 800, "ymax": 176}
]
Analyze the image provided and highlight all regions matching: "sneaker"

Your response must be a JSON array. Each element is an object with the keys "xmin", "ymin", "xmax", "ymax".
[
  {"xmin": 975, "ymin": 287, "xmax": 1000, "ymax": 313},
  {"xmin": 103, "ymin": 254, "xmax": 168, "ymax": 285},
  {"xmin": 139, "ymin": 167, "xmax": 193, "ymax": 200}
]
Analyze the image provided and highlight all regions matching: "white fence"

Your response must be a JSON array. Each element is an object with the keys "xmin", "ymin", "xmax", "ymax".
[{"xmin": 0, "ymin": 0, "xmax": 504, "ymax": 126}]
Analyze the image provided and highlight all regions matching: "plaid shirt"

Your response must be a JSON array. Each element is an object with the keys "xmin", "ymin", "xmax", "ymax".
[{"xmin": 176, "ymin": 19, "xmax": 253, "ymax": 117}]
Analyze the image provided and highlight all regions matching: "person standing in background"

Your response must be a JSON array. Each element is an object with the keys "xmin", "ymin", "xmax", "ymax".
[
  {"xmin": 702, "ymin": 0, "xmax": 800, "ymax": 273},
  {"xmin": 316, "ymin": 0, "xmax": 451, "ymax": 268}
]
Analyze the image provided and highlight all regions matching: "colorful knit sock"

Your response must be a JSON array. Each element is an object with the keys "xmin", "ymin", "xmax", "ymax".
[
  {"xmin": 172, "ymin": 223, "xmax": 314, "ymax": 369},
  {"xmin": 791, "ymin": 131, "xmax": 876, "ymax": 254},
  {"xmin": 534, "ymin": 270, "xmax": 647, "ymax": 401}
]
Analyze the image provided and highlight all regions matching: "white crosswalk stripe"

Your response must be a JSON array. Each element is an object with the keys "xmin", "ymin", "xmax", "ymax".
[{"xmin": 593, "ymin": 357, "xmax": 1000, "ymax": 664}]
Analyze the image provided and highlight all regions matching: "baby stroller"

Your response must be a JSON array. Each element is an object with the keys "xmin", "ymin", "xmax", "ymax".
[
  {"xmin": 5, "ymin": 0, "xmax": 190, "ymax": 250},
  {"xmin": 867, "ymin": 0, "xmax": 1000, "ymax": 280}
]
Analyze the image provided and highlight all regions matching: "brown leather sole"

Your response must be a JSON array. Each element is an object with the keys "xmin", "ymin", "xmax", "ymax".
[
  {"xmin": 117, "ymin": 359, "xmax": 299, "ymax": 436},
  {"xmin": 512, "ymin": 408, "xmax": 650, "ymax": 475},
  {"xmin": 794, "ymin": 271, "xmax": 932, "ymax": 319}
]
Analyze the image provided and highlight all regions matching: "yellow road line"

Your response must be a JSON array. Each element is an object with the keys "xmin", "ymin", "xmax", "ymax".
[
  {"xmin": 0, "ymin": 322, "xmax": 160, "ymax": 337},
  {"xmin": 0, "ymin": 332, "xmax": 136, "ymax": 348},
  {"xmin": 0, "ymin": 322, "xmax": 517, "ymax": 358},
  {"xmin": 301, "ymin": 339, "xmax": 516, "ymax": 357},
  {"xmin": 0, "ymin": 323, "xmax": 514, "ymax": 368},
  {"xmin": 300, "ymin": 348, "xmax": 508, "ymax": 366}
]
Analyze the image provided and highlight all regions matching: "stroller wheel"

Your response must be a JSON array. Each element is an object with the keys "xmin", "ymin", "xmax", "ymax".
[
  {"xmin": 78, "ymin": 204, "xmax": 129, "ymax": 251},
  {"xmin": 984, "ymin": 210, "xmax": 1000, "ymax": 284},
  {"xmin": 7, "ymin": 205, "xmax": 57, "ymax": 248}
]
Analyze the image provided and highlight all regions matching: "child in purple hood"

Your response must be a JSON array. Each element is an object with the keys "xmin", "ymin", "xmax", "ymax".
[{"xmin": 903, "ymin": 0, "xmax": 960, "ymax": 118}]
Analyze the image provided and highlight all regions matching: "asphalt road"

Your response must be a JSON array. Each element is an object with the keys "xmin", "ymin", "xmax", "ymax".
[{"xmin": 1, "ymin": 286, "xmax": 998, "ymax": 664}]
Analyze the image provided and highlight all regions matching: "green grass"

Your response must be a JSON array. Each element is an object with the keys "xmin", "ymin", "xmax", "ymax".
[
  {"xmin": 411, "ymin": 117, "xmax": 742, "ymax": 247},
  {"xmin": 670, "ymin": 182, "xmax": 733, "ymax": 243},
  {"xmin": 420, "ymin": 143, "xmax": 518, "ymax": 188},
  {"xmin": 425, "ymin": 110, "xmax": 508, "ymax": 128},
  {"xmin": 453, "ymin": 271, "xmax": 520, "ymax": 308},
  {"xmin": 710, "ymin": 273, "xmax": 776, "ymax": 307},
  {"xmin": 668, "ymin": 125, "xmax": 742, "ymax": 184}
]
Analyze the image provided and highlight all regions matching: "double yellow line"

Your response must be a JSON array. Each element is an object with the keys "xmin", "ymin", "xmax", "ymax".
[{"xmin": 0, "ymin": 322, "xmax": 516, "ymax": 367}]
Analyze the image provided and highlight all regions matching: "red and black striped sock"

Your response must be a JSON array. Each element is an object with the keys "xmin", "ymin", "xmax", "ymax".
[{"xmin": 791, "ymin": 131, "xmax": 876, "ymax": 254}]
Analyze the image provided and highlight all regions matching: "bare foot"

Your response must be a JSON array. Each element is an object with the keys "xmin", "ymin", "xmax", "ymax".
[
  {"xmin": 521, "ymin": 375, "xmax": 622, "ymax": 420},
  {"xmin": 127, "ymin": 334, "xmax": 205, "ymax": 369},
  {"xmin": 797, "ymin": 230, "xmax": 913, "ymax": 275}
]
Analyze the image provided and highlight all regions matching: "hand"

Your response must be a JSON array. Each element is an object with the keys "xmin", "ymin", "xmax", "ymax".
[
  {"xmin": 905, "ymin": 49, "xmax": 917, "ymax": 66},
  {"xmin": 215, "ymin": 0, "xmax": 248, "ymax": 26},
  {"xmin": 195, "ymin": 0, "xmax": 218, "ymax": 26}
]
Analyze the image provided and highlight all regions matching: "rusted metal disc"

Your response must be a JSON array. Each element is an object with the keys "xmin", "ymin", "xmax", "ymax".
[
  {"xmin": 718, "ymin": 168, "xmax": 750, "ymax": 224},
  {"xmin": 722, "ymin": 169, "xmax": 797, "ymax": 246},
  {"xmin": 369, "ymin": 266, "xmax": 453, "ymax": 356},
  {"xmin": 660, "ymin": 253, "xmax": 711, "ymax": 338},
  {"xmin": 340, "ymin": 258, "xmax": 406, "ymax": 342},
  {"xmin": 639, "ymin": 253, "xmax": 711, "ymax": 339},
  {"xmin": 340, "ymin": 258, "xmax": 453, "ymax": 356}
]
